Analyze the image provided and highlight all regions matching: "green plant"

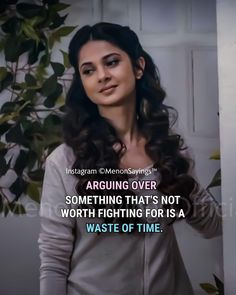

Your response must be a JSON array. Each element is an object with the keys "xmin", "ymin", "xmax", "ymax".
[
  {"xmin": 207, "ymin": 150, "xmax": 221, "ymax": 190},
  {"xmin": 200, "ymin": 274, "xmax": 224, "ymax": 295},
  {"xmin": 0, "ymin": 0, "xmax": 76, "ymax": 216}
]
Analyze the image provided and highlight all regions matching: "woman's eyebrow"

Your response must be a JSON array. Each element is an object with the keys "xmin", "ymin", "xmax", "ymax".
[{"xmin": 80, "ymin": 53, "xmax": 121, "ymax": 69}]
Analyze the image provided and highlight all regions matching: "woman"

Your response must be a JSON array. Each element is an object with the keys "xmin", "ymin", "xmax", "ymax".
[{"xmin": 38, "ymin": 22, "xmax": 222, "ymax": 295}]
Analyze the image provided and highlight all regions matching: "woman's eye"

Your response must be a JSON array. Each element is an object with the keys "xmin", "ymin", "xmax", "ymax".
[
  {"xmin": 82, "ymin": 68, "xmax": 94, "ymax": 75},
  {"xmin": 106, "ymin": 59, "xmax": 119, "ymax": 67}
]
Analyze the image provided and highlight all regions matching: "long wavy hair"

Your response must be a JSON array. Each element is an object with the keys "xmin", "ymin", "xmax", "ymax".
[{"xmin": 63, "ymin": 22, "xmax": 196, "ymax": 226}]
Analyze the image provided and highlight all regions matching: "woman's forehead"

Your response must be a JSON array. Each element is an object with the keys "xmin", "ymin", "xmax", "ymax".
[{"xmin": 78, "ymin": 40, "xmax": 125, "ymax": 65}]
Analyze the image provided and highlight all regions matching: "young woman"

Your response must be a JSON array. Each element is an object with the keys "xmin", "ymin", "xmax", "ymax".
[{"xmin": 38, "ymin": 22, "xmax": 222, "ymax": 295}]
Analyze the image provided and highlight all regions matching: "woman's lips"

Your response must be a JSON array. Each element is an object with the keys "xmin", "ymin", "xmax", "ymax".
[{"xmin": 99, "ymin": 85, "xmax": 117, "ymax": 95}]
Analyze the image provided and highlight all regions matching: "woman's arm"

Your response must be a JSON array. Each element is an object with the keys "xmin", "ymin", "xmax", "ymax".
[
  {"xmin": 185, "ymin": 181, "xmax": 222, "ymax": 239},
  {"xmin": 179, "ymin": 148, "xmax": 222, "ymax": 238},
  {"xmin": 38, "ymin": 158, "xmax": 75, "ymax": 295}
]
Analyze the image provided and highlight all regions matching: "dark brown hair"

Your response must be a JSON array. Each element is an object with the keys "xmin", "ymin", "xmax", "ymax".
[{"xmin": 63, "ymin": 22, "xmax": 195, "ymax": 226}]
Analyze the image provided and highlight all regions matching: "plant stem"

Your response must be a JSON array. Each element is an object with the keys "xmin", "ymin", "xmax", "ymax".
[
  {"xmin": 0, "ymin": 188, "xmax": 10, "ymax": 203},
  {"xmin": 58, "ymin": 78, "xmax": 73, "ymax": 82},
  {"xmin": 206, "ymin": 189, "xmax": 219, "ymax": 203},
  {"xmin": 10, "ymin": 60, "xmax": 18, "ymax": 102},
  {"xmin": 6, "ymin": 88, "xmax": 20, "ymax": 96}
]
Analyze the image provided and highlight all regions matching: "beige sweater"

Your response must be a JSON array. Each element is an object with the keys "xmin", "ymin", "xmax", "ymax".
[{"xmin": 38, "ymin": 143, "xmax": 222, "ymax": 295}]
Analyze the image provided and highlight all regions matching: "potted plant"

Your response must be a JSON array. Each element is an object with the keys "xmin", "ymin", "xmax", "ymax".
[{"xmin": 0, "ymin": 0, "xmax": 76, "ymax": 215}]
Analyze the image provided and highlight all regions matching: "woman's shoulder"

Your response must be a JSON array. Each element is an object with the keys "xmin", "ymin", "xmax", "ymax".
[{"xmin": 46, "ymin": 143, "xmax": 75, "ymax": 169}]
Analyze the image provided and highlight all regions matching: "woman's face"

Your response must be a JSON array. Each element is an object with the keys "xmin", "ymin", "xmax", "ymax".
[{"xmin": 78, "ymin": 40, "xmax": 143, "ymax": 107}]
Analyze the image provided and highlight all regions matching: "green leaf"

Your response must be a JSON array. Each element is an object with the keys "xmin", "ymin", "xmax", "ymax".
[
  {"xmin": 24, "ymin": 121, "xmax": 44, "ymax": 150},
  {"xmin": 5, "ymin": 123, "xmax": 24, "ymax": 144},
  {"xmin": 210, "ymin": 151, "xmax": 220, "ymax": 160},
  {"xmin": 11, "ymin": 83, "xmax": 21, "ymax": 91},
  {"xmin": 41, "ymin": 74, "xmax": 57, "ymax": 96},
  {"xmin": 0, "ymin": 5, "xmax": 8, "ymax": 17},
  {"xmin": 28, "ymin": 169, "xmax": 44, "ymax": 182},
  {"xmin": 0, "ymin": 194, "xmax": 3, "ymax": 213},
  {"xmin": 0, "ymin": 122, "xmax": 12, "ymax": 136},
  {"xmin": 38, "ymin": 7, "xmax": 55, "ymax": 30},
  {"xmin": 1, "ymin": 101, "xmax": 16, "ymax": 113},
  {"xmin": 16, "ymin": 3, "xmax": 45, "ymax": 19},
  {"xmin": 0, "ymin": 154, "xmax": 8, "ymax": 177},
  {"xmin": 49, "ymin": 13, "xmax": 67, "ymax": 30},
  {"xmin": 4, "ymin": 35, "xmax": 25, "ymax": 62},
  {"xmin": 22, "ymin": 89, "xmax": 37, "ymax": 102},
  {"xmin": 14, "ymin": 150, "xmax": 29, "ymax": 176},
  {"xmin": 40, "ymin": 52, "xmax": 51, "ymax": 67},
  {"xmin": 60, "ymin": 49, "xmax": 70, "ymax": 68},
  {"xmin": 9, "ymin": 177, "xmax": 28, "ymax": 201},
  {"xmin": 0, "ymin": 38, "xmax": 6, "ymax": 52},
  {"xmin": 23, "ymin": 121, "xmax": 43, "ymax": 136},
  {"xmin": 43, "ymin": 83, "xmax": 63, "ymax": 108},
  {"xmin": 44, "ymin": 113, "xmax": 62, "ymax": 129},
  {"xmin": 21, "ymin": 119, "xmax": 32, "ymax": 131},
  {"xmin": 22, "ymin": 21, "xmax": 40, "ymax": 43},
  {"xmin": 28, "ymin": 41, "xmax": 45, "ymax": 65},
  {"xmin": 27, "ymin": 150, "xmax": 38, "ymax": 171},
  {"xmin": 35, "ymin": 64, "xmax": 48, "ymax": 82},
  {"xmin": 207, "ymin": 169, "xmax": 221, "ymax": 189},
  {"xmin": 51, "ymin": 62, "xmax": 65, "ymax": 76},
  {"xmin": 25, "ymin": 73, "xmax": 37, "ymax": 86},
  {"xmin": 18, "ymin": 100, "xmax": 32, "ymax": 114},
  {"xmin": 59, "ymin": 105, "xmax": 66, "ymax": 112},
  {"xmin": 0, "ymin": 148, "xmax": 9, "ymax": 159},
  {"xmin": 27, "ymin": 15, "xmax": 45, "ymax": 27},
  {"xmin": 27, "ymin": 182, "xmax": 40, "ymax": 203},
  {"xmin": 44, "ymin": 134, "xmax": 62, "ymax": 147},
  {"xmin": 9, "ymin": 202, "xmax": 26, "ymax": 215},
  {"xmin": 51, "ymin": 3, "xmax": 70, "ymax": 11},
  {"xmin": 4, "ymin": 204, "xmax": 9, "ymax": 217},
  {"xmin": 48, "ymin": 34, "xmax": 56, "ymax": 49},
  {"xmin": 0, "ymin": 72, "xmax": 13, "ymax": 92},
  {"xmin": 213, "ymin": 275, "xmax": 224, "ymax": 295},
  {"xmin": 43, "ymin": 114, "xmax": 62, "ymax": 145},
  {"xmin": 54, "ymin": 26, "xmax": 76, "ymax": 37},
  {"xmin": 29, "ymin": 138, "xmax": 44, "ymax": 158},
  {"xmin": 0, "ymin": 142, "xmax": 6, "ymax": 149},
  {"xmin": 49, "ymin": 26, "xmax": 76, "ymax": 48},
  {"xmin": 1, "ymin": 16, "xmax": 22, "ymax": 35},
  {"xmin": 42, "ymin": 0, "xmax": 59, "ymax": 5},
  {"xmin": 0, "ymin": 67, "xmax": 8, "ymax": 81},
  {"xmin": 0, "ymin": 113, "xmax": 18, "ymax": 124},
  {"xmin": 55, "ymin": 95, "xmax": 65, "ymax": 107},
  {"xmin": 200, "ymin": 283, "xmax": 218, "ymax": 293}
]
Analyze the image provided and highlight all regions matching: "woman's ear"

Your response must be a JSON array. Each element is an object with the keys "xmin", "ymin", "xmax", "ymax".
[{"xmin": 135, "ymin": 56, "xmax": 145, "ymax": 79}]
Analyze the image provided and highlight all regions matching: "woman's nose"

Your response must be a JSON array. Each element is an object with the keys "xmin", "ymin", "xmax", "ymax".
[{"xmin": 97, "ymin": 66, "xmax": 111, "ymax": 83}]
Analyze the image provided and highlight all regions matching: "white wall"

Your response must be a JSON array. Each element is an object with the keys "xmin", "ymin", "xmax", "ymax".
[
  {"xmin": 0, "ymin": 214, "xmax": 40, "ymax": 295},
  {"xmin": 217, "ymin": 1, "xmax": 236, "ymax": 294}
]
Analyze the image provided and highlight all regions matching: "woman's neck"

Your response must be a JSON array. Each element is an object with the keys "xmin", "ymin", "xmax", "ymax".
[{"xmin": 98, "ymin": 102, "xmax": 141, "ymax": 146}]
